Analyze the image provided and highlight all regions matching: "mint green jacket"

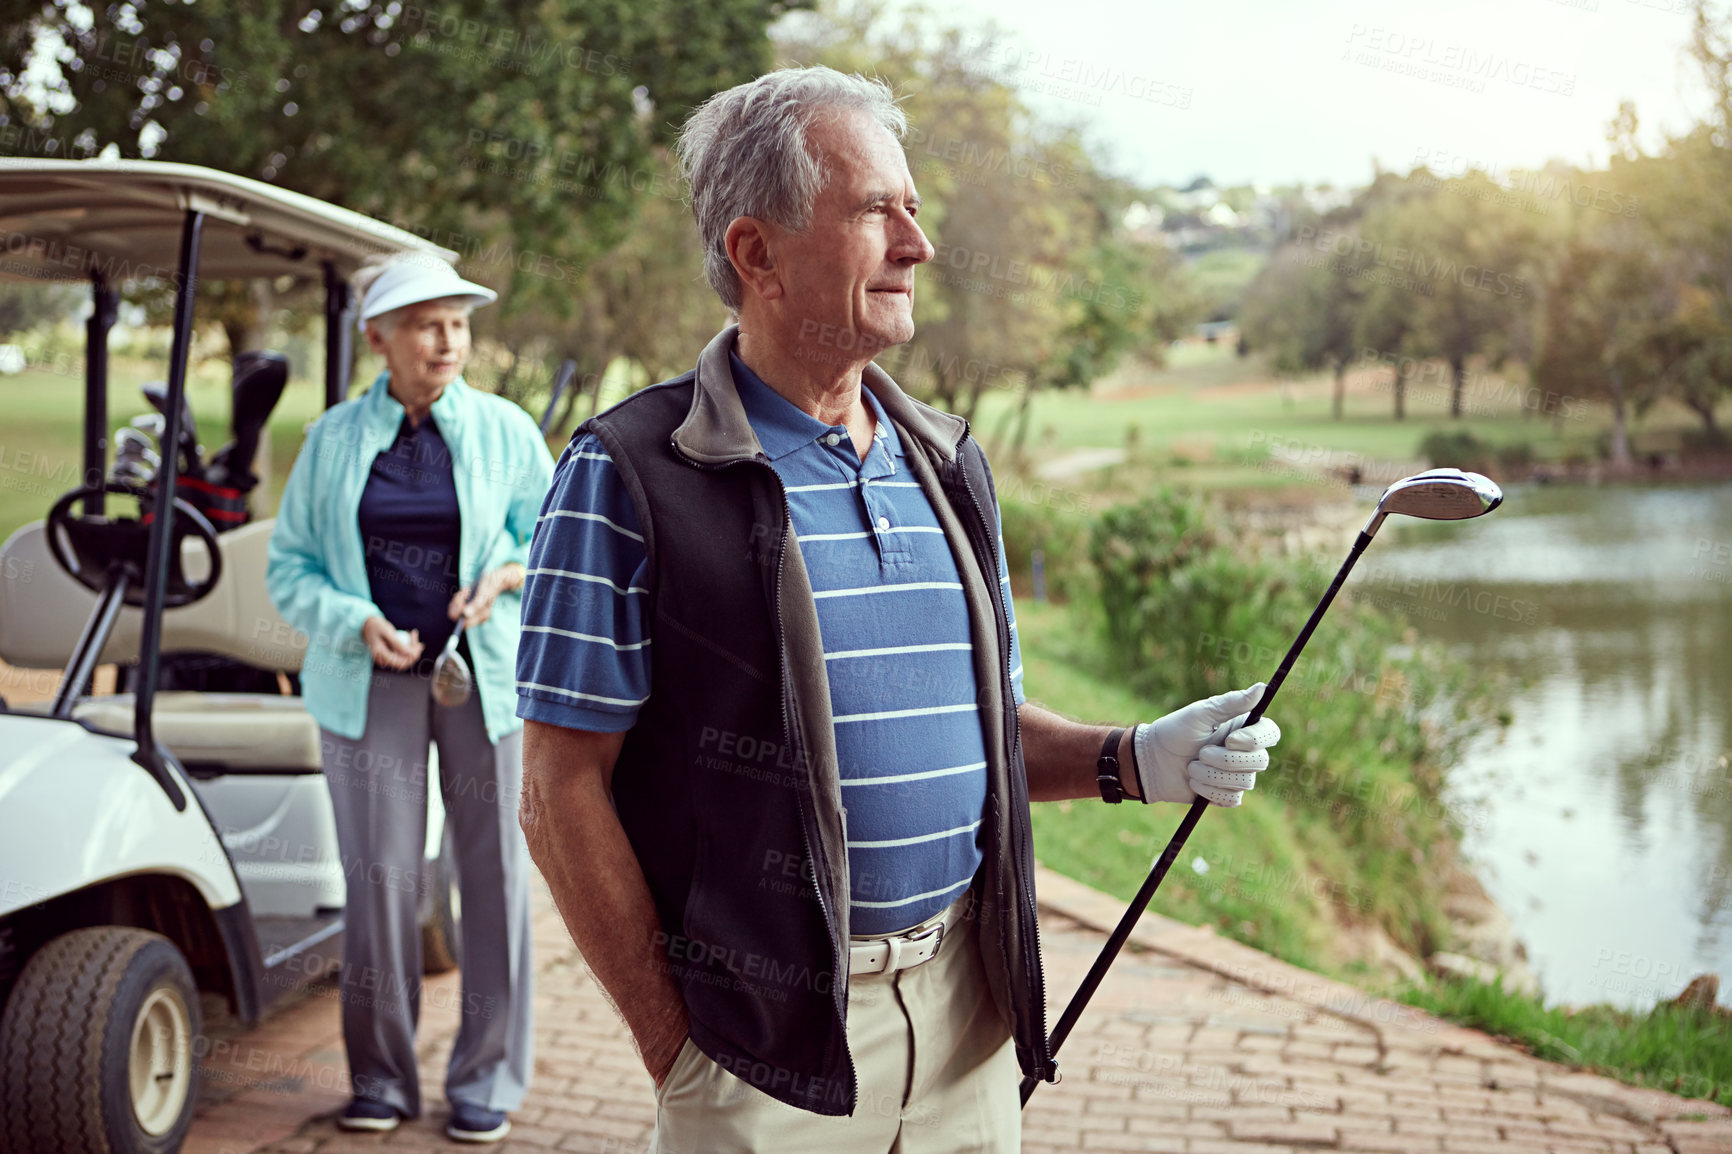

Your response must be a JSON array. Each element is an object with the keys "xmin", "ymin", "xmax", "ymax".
[{"xmin": 266, "ymin": 372, "xmax": 554, "ymax": 742}]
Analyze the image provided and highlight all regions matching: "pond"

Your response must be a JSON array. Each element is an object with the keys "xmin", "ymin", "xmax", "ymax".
[{"xmin": 1369, "ymin": 482, "xmax": 1732, "ymax": 1010}]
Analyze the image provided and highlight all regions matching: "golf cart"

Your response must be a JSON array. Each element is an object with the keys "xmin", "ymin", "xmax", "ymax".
[{"xmin": 0, "ymin": 160, "xmax": 469, "ymax": 1154}]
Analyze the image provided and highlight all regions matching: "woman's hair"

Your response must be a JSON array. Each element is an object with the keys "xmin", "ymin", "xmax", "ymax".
[
  {"xmin": 673, "ymin": 66, "xmax": 907, "ymax": 311},
  {"xmin": 352, "ymin": 255, "xmax": 476, "ymax": 338}
]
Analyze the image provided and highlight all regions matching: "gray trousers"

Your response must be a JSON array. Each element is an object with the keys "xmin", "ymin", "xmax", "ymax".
[{"xmin": 319, "ymin": 669, "xmax": 534, "ymax": 1117}]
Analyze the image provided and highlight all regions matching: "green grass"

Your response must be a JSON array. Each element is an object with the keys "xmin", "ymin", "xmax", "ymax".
[
  {"xmin": 1018, "ymin": 595, "xmax": 1437, "ymax": 976},
  {"xmin": 983, "ymin": 340, "xmax": 1724, "ymax": 497},
  {"xmin": 0, "ymin": 339, "xmax": 570, "ymax": 544},
  {"xmin": 13, "ymin": 323, "xmax": 1719, "ymax": 545},
  {"xmin": 1022, "ymin": 585, "xmax": 1732, "ymax": 1110},
  {"xmin": 1399, "ymin": 976, "xmax": 1732, "ymax": 1107},
  {"xmin": 0, "ymin": 348, "xmax": 298, "ymax": 539}
]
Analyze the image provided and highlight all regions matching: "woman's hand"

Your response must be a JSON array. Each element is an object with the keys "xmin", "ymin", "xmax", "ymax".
[
  {"xmin": 362, "ymin": 616, "xmax": 422, "ymax": 669},
  {"xmin": 448, "ymin": 562, "xmax": 526, "ymax": 629}
]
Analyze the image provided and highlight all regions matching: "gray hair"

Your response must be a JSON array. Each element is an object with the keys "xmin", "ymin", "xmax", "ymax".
[
  {"xmin": 675, "ymin": 66, "xmax": 908, "ymax": 310},
  {"xmin": 351, "ymin": 256, "xmax": 475, "ymax": 338}
]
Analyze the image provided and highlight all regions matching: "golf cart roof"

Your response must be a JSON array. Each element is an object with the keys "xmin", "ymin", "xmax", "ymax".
[{"xmin": 0, "ymin": 159, "xmax": 456, "ymax": 284}]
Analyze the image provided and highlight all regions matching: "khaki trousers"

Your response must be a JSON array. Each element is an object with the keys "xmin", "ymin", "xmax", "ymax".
[{"xmin": 649, "ymin": 894, "xmax": 1019, "ymax": 1154}]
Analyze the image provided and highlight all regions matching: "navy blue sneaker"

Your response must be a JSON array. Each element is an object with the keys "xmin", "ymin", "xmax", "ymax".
[
  {"xmin": 336, "ymin": 1097, "xmax": 400, "ymax": 1132},
  {"xmin": 446, "ymin": 1103, "xmax": 511, "ymax": 1144}
]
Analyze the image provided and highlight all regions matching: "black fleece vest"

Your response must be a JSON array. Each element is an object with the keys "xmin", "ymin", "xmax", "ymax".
[{"xmin": 581, "ymin": 371, "xmax": 1053, "ymax": 1115}]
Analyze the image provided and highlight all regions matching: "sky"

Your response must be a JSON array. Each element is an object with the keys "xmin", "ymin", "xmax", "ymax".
[{"xmin": 862, "ymin": 0, "xmax": 1713, "ymax": 191}]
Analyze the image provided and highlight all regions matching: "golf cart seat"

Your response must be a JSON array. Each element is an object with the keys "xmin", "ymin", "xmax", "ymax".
[
  {"xmin": 69, "ymin": 691, "xmax": 321, "ymax": 772},
  {"xmin": 0, "ymin": 515, "xmax": 323, "ymax": 772}
]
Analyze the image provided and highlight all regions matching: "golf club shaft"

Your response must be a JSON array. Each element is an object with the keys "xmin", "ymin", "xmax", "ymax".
[
  {"xmin": 1020, "ymin": 529, "xmax": 1375, "ymax": 1106},
  {"xmin": 1245, "ymin": 530, "xmax": 1371, "ymax": 725},
  {"xmin": 1019, "ymin": 793, "xmax": 1209, "ymax": 1105},
  {"xmin": 445, "ymin": 593, "xmax": 474, "ymax": 652},
  {"xmin": 443, "ymin": 562, "xmax": 489, "ymax": 655},
  {"xmin": 435, "ymin": 519, "xmax": 513, "ymax": 667},
  {"xmin": 540, "ymin": 359, "xmax": 579, "ymax": 436}
]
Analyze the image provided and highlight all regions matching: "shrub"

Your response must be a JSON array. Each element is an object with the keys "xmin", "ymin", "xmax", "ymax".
[
  {"xmin": 1495, "ymin": 440, "xmax": 1534, "ymax": 473},
  {"xmin": 999, "ymin": 492, "xmax": 1094, "ymax": 602},
  {"xmin": 1084, "ymin": 489, "xmax": 1490, "ymax": 956},
  {"xmin": 1418, "ymin": 430, "xmax": 1532, "ymax": 479},
  {"xmin": 1420, "ymin": 429, "xmax": 1493, "ymax": 474}
]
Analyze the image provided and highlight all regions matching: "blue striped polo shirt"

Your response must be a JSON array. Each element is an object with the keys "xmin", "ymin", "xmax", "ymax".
[{"xmin": 515, "ymin": 352, "xmax": 1026, "ymax": 933}]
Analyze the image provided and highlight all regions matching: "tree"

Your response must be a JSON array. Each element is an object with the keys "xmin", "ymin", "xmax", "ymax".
[
  {"xmin": 1239, "ymin": 242, "xmax": 1362, "ymax": 419},
  {"xmin": 1647, "ymin": 284, "xmax": 1732, "ymax": 438},
  {"xmin": 0, "ymin": 281, "xmax": 83, "ymax": 337},
  {"xmin": 1354, "ymin": 175, "xmax": 1541, "ymax": 419},
  {"xmin": 1240, "ymin": 171, "xmax": 1447, "ymax": 422},
  {"xmin": 506, "ymin": 148, "xmax": 732, "ymax": 432},
  {"xmin": 1534, "ymin": 217, "xmax": 1674, "ymax": 471},
  {"xmin": 0, "ymin": 0, "xmax": 805, "ymax": 352},
  {"xmin": 1628, "ymin": 7, "xmax": 1732, "ymax": 433}
]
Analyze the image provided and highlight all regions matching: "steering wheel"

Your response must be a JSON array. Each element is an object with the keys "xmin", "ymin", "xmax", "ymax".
[{"xmin": 45, "ymin": 482, "xmax": 224, "ymax": 608}]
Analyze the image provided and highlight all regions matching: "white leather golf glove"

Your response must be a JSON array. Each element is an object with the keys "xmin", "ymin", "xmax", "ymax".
[{"xmin": 1132, "ymin": 684, "xmax": 1282, "ymax": 807}]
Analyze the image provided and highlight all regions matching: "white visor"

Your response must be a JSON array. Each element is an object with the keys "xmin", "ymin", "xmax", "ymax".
[{"xmin": 356, "ymin": 256, "xmax": 497, "ymax": 331}]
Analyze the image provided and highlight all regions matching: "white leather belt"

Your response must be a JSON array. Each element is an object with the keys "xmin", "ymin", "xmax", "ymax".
[{"xmin": 848, "ymin": 893, "xmax": 970, "ymax": 976}]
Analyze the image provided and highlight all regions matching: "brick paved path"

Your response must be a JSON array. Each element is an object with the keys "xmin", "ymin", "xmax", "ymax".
[{"xmin": 182, "ymin": 867, "xmax": 1732, "ymax": 1154}]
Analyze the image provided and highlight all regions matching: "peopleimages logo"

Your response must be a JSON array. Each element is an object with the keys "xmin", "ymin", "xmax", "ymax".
[
  {"xmin": 928, "ymin": 242, "xmax": 1143, "ymax": 312},
  {"xmin": 80, "ymin": 33, "xmax": 249, "ymax": 90},
  {"xmin": 955, "ymin": 39, "xmax": 1194, "ymax": 109},
  {"xmin": 399, "ymin": 7, "xmax": 630, "ymax": 75},
  {"xmin": 904, "ymin": 127, "xmax": 1081, "ymax": 189},
  {"xmin": 1342, "ymin": 25, "xmax": 1577, "ymax": 97},
  {"xmin": 1294, "ymin": 226, "xmax": 1527, "ymax": 299}
]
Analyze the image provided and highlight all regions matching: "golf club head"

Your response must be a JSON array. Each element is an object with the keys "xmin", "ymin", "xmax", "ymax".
[
  {"xmin": 110, "ymin": 428, "xmax": 160, "ymax": 486},
  {"xmin": 142, "ymin": 379, "xmax": 204, "ymax": 477},
  {"xmin": 142, "ymin": 379, "xmax": 196, "ymax": 440},
  {"xmin": 232, "ymin": 352, "xmax": 290, "ymax": 437},
  {"xmin": 210, "ymin": 352, "xmax": 290, "ymax": 493},
  {"xmin": 1364, "ymin": 468, "xmax": 1503, "ymax": 535},
  {"xmin": 431, "ymin": 650, "xmax": 474, "ymax": 708}
]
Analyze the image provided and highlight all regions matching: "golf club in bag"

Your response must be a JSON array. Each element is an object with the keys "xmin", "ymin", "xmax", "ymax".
[{"xmin": 1021, "ymin": 467, "xmax": 1503, "ymax": 1106}]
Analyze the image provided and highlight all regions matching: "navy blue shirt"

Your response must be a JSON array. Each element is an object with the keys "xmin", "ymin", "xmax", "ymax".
[
  {"xmin": 358, "ymin": 413, "xmax": 463, "ymax": 659},
  {"xmin": 515, "ymin": 350, "xmax": 1026, "ymax": 933}
]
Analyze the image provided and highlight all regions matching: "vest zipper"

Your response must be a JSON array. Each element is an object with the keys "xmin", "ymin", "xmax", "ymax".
[
  {"xmin": 770, "ymin": 476, "xmax": 859, "ymax": 1110},
  {"xmin": 674, "ymin": 443, "xmax": 858, "ymax": 1110},
  {"xmin": 954, "ymin": 440, "xmax": 1056, "ymax": 1083}
]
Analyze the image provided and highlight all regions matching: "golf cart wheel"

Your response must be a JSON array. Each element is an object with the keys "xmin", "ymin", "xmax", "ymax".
[
  {"xmin": 421, "ymin": 847, "xmax": 461, "ymax": 975},
  {"xmin": 0, "ymin": 927, "xmax": 202, "ymax": 1154}
]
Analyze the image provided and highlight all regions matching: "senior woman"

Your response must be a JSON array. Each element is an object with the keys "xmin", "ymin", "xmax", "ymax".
[{"xmin": 267, "ymin": 255, "xmax": 553, "ymax": 1144}]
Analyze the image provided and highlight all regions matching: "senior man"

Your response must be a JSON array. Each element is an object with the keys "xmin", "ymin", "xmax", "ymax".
[{"xmin": 515, "ymin": 67, "xmax": 1280, "ymax": 1153}]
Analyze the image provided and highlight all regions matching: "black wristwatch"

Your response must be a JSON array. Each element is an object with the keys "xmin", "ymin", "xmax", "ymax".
[{"xmin": 1097, "ymin": 727, "xmax": 1129, "ymax": 804}]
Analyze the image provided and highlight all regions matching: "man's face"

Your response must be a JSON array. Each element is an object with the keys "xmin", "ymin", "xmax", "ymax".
[
  {"xmin": 772, "ymin": 109, "xmax": 935, "ymax": 357},
  {"xmin": 367, "ymin": 300, "xmax": 472, "ymax": 394}
]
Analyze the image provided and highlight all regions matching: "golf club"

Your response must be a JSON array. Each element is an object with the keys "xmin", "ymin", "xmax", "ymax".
[
  {"xmin": 1021, "ymin": 467, "xmax": 1503, "ymax": 1106},
  {"xmin": 429, "ymin": 516, "xmax": 519, "ymax": 708},
  {"xmin": 430, "ymin": 582, "xmax": 481, "ymax": 708},
  {"xmin": 541, "ymin": 358, "xmax": 579, "ymax": 436},
  {"xmin": 142, "ymin": 378, "xmax": 204, "ymax": 480},
  {"xmin": 204, "ymin": 352, "xmax": 291, "ymax": 494}
]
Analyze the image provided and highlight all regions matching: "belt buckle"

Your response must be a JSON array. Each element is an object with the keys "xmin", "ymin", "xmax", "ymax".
[{"xmin": 904, "ymin": 916, "xmax": 945, "ymax": 963}]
